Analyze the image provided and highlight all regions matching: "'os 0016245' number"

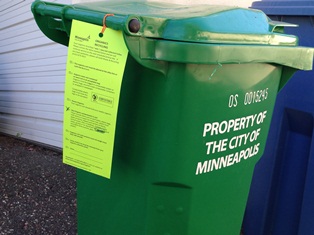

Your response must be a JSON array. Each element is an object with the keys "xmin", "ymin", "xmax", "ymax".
[{"xmin": 244, "ymin": 88, "xmax": 268, "ymax": 105}]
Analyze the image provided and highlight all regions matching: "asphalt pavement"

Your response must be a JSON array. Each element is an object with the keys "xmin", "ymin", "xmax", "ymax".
[{"xmin": 0, "ymin": 134, "xmax": 77, "ymax": 235}]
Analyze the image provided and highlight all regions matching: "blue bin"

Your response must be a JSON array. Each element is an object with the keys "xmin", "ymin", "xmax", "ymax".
[{"xmin": 243, "ymin": 1, "xmax": 314, "ymax": 235}]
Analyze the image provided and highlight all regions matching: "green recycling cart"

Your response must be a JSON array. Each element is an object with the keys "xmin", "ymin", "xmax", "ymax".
[{"xmin": 32, "ymin": 1, "xmax": 313, "ymax": 234}]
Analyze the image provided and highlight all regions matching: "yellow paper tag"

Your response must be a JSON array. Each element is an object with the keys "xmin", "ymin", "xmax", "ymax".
[{"xmin": 63, "ymin": 20, "xmax": 128, "ymax": 178}]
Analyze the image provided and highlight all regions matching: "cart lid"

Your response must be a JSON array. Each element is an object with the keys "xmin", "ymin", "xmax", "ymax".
[{"xmin": 32, "ymin": 0, "xmax": 299, "ymax": 45}]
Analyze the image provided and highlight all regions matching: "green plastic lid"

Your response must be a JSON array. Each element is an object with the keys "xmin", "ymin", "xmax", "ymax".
[
  {"xmin": 32, "ymin": 0, "xmax": 314, "ymax": 76},
  {"xmin": 76, "ymin": 1, "xmax": 299, "ymax": 45},
  {"xmin": 32, "ymin": 0, "xmax": 298, "ymax": 45}
]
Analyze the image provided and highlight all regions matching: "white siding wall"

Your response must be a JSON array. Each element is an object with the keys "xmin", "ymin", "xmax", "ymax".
[{"xmin": 0, "ymin": 0, "xmax": 70, "ymax": 148}]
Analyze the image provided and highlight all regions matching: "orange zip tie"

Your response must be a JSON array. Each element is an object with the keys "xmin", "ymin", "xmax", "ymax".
[{"xmin": 99, "ymin": 14, "xmax": 114, "ymax": 37}]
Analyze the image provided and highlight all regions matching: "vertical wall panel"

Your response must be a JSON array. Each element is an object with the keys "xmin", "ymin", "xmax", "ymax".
[{"xmin": 0, "ymin": 0, "xmax": 70, "ymax": 148}]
